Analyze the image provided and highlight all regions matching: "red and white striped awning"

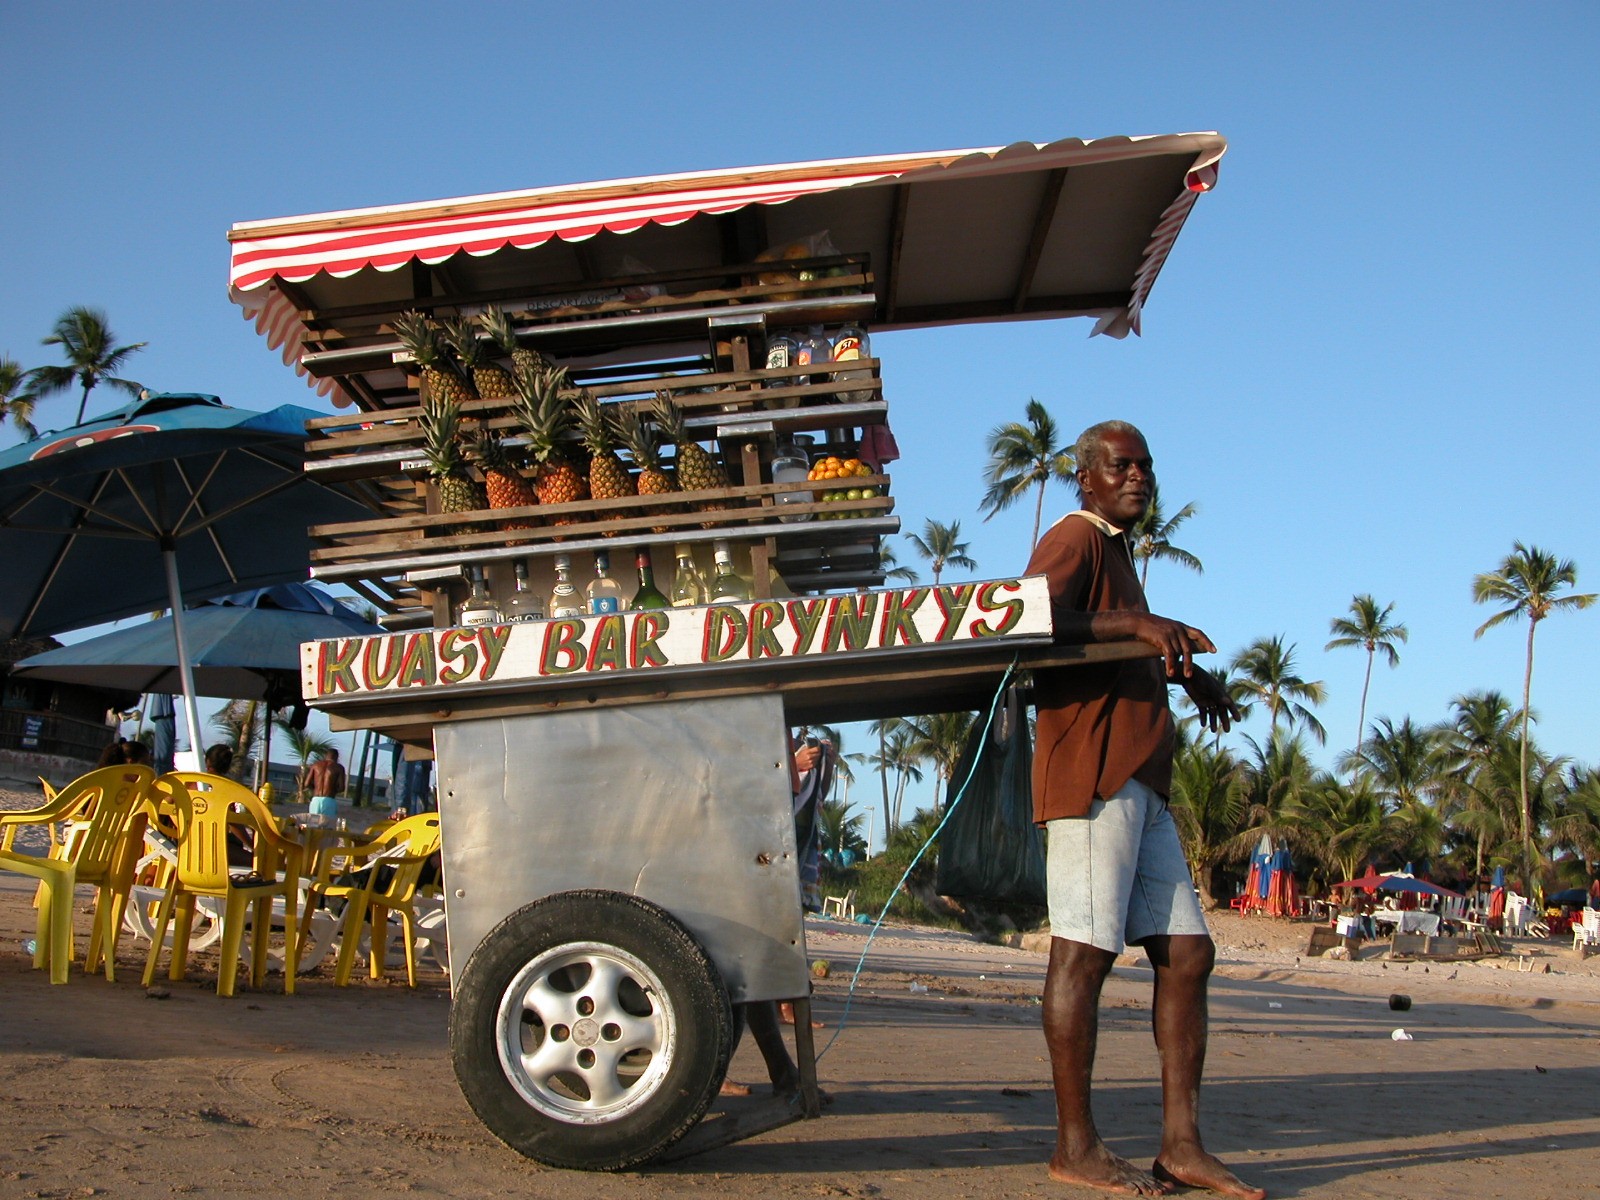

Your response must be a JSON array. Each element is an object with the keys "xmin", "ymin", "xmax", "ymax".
[{"xmin": 229, "ymin": 133, "xmax": 1225, "ymax": 405}]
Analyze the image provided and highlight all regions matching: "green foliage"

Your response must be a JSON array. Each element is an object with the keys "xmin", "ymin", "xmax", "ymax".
[
  {"xmin": 1129, "ymin": 483, "xmax": 1202, "ymax": 591},
  {"xmin": 903, "ymin": 519, "xmax": 977, "ymax": 585},
  {"xmin": 978, "ymin": 397, "xmax": 1075, "ymax": 548},
  {"xmin": 29, "ymin": 306, "xmax": 147, "ymax": 424}
]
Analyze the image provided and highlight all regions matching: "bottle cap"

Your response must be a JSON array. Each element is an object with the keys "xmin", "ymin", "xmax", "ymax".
[
  {"xmin": 636, "ymin": 548, "xmax": 652, "ymax": 567},
  {"xmin": 674, "ymin": 543, "xmax": 692, "ymax": 557},
  {"xmin": 554, "ymin": 554, "xmax": 571, "ymax": 570},
  {"xmin": 595, "ymin": 551, "xmax": 610, "ymax": 571}
]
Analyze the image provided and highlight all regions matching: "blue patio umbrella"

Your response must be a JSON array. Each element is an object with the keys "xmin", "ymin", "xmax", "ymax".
[
  {"xmin": 1377, "ymin": 875, "xmax": 1462, "ymax": 899},
  {"xmin": 16, "ymin": 583, "xmax": 383, "ymax": 783},
  {"xmin": 14, "ymin": 583, "xmax": 381, "ymax": 699},
  {"xmin": 0, "ymin": 393, "xmax": 373, "ymax": 749}
]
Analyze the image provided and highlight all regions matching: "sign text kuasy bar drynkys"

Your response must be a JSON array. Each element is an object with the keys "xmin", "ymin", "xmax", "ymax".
[{"xmin": 301, "ymin": 577, "xmax": 1051, "ymax": 701}]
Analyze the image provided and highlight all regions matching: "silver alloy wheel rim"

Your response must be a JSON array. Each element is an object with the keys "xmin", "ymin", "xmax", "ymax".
[{"xmin": 494, "ymin": 940, "xmax": 677, "ymax": 1123}]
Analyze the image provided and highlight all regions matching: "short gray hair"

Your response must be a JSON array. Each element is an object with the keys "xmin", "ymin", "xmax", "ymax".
[{"xmin": 1073, "ymin": 420, "xmax": 1146, "ymax": 475}]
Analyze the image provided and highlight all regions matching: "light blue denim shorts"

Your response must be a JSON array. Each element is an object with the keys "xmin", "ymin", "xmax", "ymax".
[{"xmin": 1046, "ymin": 777, "xmax": 1209, "ymax": 953}]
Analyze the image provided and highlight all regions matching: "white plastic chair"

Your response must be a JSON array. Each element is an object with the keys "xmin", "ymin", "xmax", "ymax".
[
  {"xmin": 1572, "ymin": 907, "xmax": 1600, "ymax": 953},
  {"xmin": 822, "ymin": 888, "xmax": 856, "ymax": 921}
]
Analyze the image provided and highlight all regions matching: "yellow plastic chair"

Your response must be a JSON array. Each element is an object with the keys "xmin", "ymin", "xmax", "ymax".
[
  {"xmin": 0, "ymin": 766, "xmax": 154, "ymax": 984},
  {"xmin": 141, "ymin": 773, "xmax": 307, "ymax": 998},
  {"xmin": 308, "ymin": 813, "xmax": 441, "ymax": 987}
]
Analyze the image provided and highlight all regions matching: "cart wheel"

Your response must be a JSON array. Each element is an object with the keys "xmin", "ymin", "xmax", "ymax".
[{"xmin": 450, "ymin": 890, "xmax": 733, "ymax": 1171}]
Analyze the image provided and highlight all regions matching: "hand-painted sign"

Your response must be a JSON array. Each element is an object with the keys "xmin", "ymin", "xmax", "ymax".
[{"xmin": 302, "ymin": 576, "xmax": 1051, "ymax": 702}]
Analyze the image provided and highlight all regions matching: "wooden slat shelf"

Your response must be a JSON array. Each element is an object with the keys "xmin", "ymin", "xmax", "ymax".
[
  {"xmin": 303, "ymin": 299, "xmax": 899, "ymax": 618},
  {"xmin": 310, "ymin": 475, "xmax": 890, "ymax": 543},
  {"xmin": 298, "ymin": 254, "xmax": 871, "ymax": 335},
  {"xmin": 310, "ymin": 515, "xmax": 900, "ymax": 585},
  {"xmin": 300, "ymin": 293, "xmax": 876, "ymax": 383}
]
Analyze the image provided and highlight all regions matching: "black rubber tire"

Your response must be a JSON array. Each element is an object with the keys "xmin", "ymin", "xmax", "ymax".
[{"xmin": 450, "ymin": 889, "xmax": 734, "ymax": 1171}]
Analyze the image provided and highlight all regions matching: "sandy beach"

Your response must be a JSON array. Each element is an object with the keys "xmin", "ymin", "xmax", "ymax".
[{"xmin": 3, "ymin": 783, "xmax": 1598, "ymax": 1200}]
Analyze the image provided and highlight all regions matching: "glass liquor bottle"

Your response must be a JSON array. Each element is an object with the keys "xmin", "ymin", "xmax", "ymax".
[
  {"xmin": 587, "ymin": 550, "xmax": 625, "ymax": 614},
  {"xmin": 772, "ymin": 433, "xmax": 813, "ymax": 522},
  {"xmin": 457, "ymin": 565, "xmax": 502, "ymax": 626},
  {"xmin": 630, "ymin": 548, "xmax": 669, "ymax": 610},
  {"xmin": 832, "ymin": 321, "xmax": 873, "ymax": 399},
  {"xmin": 670, "ymin": 544, "xmax": 707, "ymax": 608},
  {"xmin": 503, "ymin": 559, "xmax": 546, "ymax": 622},
  {"xmin": 549, "ymin": 554, "xmax": 585, "ymax": 618},
  {"xmin": 709, "ymin": 541, "xmax": 753, "ymax": 603}
]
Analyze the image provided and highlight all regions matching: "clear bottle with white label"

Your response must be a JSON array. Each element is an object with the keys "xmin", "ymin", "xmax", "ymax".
[
  {"xmin": 503, "ymin": 559, "xmax": 546, "ymax": 622},
  {"xmin": 587, "ymin": 551, "xmax": 625, "ymax": 614},
  {"xmin": 709, "ymin": 541, "xmax": 753, "ymax": 603},
  {"xmin": 549, "ymin": 554, "xmax": 584, "ymax": 618},
  {"xmin": 772, "ymin": 434, "xmax": 813, "ymax": 523},
  {"xmin": 457, "ymin": 565, "xmax": 502, "ymax": 626},
  {"xmin": 670, "ymin": 544, "xmax": 707, "ymax": 608}
]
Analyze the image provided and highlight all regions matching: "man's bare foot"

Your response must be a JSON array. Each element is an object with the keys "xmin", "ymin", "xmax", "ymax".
[
  {"xmin": 1049, "ymin": 1143, "xmax": 1171, "ymax": 1196},
  {"xmin": 718, "ymin": 1079, "xmax": 753, "ymax": 1097},
  {"xmin": 778, "ymin": 1001, "xmax": 823, "ymax": 1029},
  {"xmin": 1152, "ymin": 1148, "xmax": 1265, "ymax": 1199}
]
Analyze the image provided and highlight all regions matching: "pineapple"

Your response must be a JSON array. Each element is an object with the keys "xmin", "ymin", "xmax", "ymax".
[
  {"xmin": 513, "ymin": 365, "xmax": 588, "ymax": 518},
  {"xmin": 466, "ymin": 424, "xmax": 539, "ymax": 530},
  {"xmin": 575, "ymin": 390, "xmax": 637, "ymax": 508},
  {"xmin": 392, "ymin": 311, "xmax": 477, "ymax": 405},
  {"xmin": 442, "ymin": 317, "xmax": 514, "ymax": 400},
  {"xmin": 478, "ymin": 305, "xmax": 549, "ymax": 387},
  {"xmin": 616, "ymin": 406, "xmax": 679, "ymax": 532},
  {"xmin": 616, "ymin": 407, "xmax": 676, "ymax": 499},
  {"xmin": 653, "ymin": 391, "xmax": 729, "ymax": 524},
  {"xmin": 418, "ymin": 394, "xmax": 485, "ymax": 531},
  {"xmin": 652, "ymin": 392, "xmax": 729, "ymax": 492}
]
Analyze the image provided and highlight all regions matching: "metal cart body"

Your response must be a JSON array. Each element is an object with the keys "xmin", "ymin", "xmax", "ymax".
[{"xmin": 434, "ymin": 692, "xmax": 808, "ymax": 1003}]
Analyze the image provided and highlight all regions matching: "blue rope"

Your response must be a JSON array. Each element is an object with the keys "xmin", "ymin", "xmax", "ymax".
[{"xmin": 814, "ymin": 657, "xmax": 1020, "ymax": 1062}]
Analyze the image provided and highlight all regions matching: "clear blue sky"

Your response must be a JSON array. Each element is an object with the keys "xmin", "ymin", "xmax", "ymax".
[{"xmin": 3, "ymin": 4, "xmax": 1596, "ymax": 829}]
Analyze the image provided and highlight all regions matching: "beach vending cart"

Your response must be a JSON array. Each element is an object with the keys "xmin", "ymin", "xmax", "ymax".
[{"xmin": 230, "ymin": 132, "xmax": 1226, "ymax": 1170}]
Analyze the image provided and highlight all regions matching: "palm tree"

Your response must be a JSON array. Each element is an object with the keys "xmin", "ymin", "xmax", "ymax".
[
  {"xmin": 1230, "ymin": 635, "xmax": 1327, "ymax": 744},
  {"xmin": 1436, "ymin": 692, "xmax": 1523, "ymax": 879},
  {"xmin": 1338, "ymin": 716, "xmax": 1448, "ymax": 866},
  {"xmin": 1168, "ymin": 737, "xmax": 1249, "ymax": 907},
  {"xmin": 1236, "ymin": 730, "xmax": 1323, "ymax": 847},
  {"xmin": 273, "ymin": 718, "xmax": 335, "ymax": 801},
  {"xmin": 816, "ymin": 796, "xmax": 868, "ymax": 860},
  {"xmin": 1302, "ymin": 775, "xmax": 1392, "ymax": 885},
  {"xmin": 1129, "ymin": 484, "xmax": 1202, "ymax": 590},
  {"xmin": 1473, "ymin": 542, "xmax": 1596, "ymax": 895},
  {"xmin": 903, "ymin": 519, "xmax": 977, "ymax": 586},
  {"xmin": 873, "ymin": 725, "xmax": 925, "ymax": 831},
  {"xmin": 878, "ymin": 541, "xmax": 919, "ymax": 584},
  {"xmin": 210, "ymin": 700, "xmax": 263, "ymax": 781},
  {"xmin": 1548, "ymin": 766, "xmax": 1600, "ymax": 880},
  {"xmin": 904, "ymin": 710, "xmax": 976, "ymax": 811},
  {"xmin": 29, "ymin": 306, "xmax": 147, "ymax": 424},
  {"xmin": 0, "ymin": 356, "xmax": 38, "ymax": 441},
  {"xmin": 1325, "ymin": 595, "xmax": 1408, "ymax": 754},
  {"xmin": 977, "ymin": 398, "xmax": 1075, "ymax": 548},
  {"xmin": 866, "ymin": 717, "xmax": 908, "ymax": 840}
]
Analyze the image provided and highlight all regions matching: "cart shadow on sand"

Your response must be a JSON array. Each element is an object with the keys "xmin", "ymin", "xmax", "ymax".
[{"xmin": 4, "ymin": 921, "xmax": 1599, "ymax": 1198}]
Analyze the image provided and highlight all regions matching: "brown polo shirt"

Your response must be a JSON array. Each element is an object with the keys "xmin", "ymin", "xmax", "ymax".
[{"xmin": 1027, "ymin": 511, "xmax": 1175, "ymax": 822}]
